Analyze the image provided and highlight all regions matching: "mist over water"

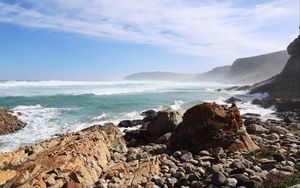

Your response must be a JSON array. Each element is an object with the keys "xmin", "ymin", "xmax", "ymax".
[{"xmin": 0, "ymin": 80, "xmax": 276, "ymax": 152}]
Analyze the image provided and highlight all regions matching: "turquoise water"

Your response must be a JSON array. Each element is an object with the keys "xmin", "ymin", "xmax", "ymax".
[{"xmin": 0, "ymin": 81, "xmax": 275, "ymax": 152}]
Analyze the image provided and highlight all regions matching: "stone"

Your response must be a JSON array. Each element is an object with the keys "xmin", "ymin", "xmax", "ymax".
[
  {"xmin": 0, "ymin": 109, "xmax": 26, "ymax": 135},
  {"xmin": 281, "ymin": 166, "xmax": 294, "ymax": 173},
  {"xmin": 212, "ymin": 147, "xmax": 224, "ymax": 157},
  {"xmin": 152, "ymin": 175, "xmax": 165, "ymax": 186},
  {"xmin": 272, "ymin": 153, "xmax": 286, "ymax": 162},
  {"xmin": 211, "ymin": 172, "xmax": 226, "ymax": 186},
  {"xmin": 174, "ymin": 172, "xmax": 185, "ymax": 179},
  {"xmin": 246, "ymin": 124, "xmax": 267, "ymax": 134},
  {"xmin": 191, "ymin": 181, "xmax": 205, "ymax": 188},
  {"xmin": 166, "ymin": 177, "xmax": 177, "ymax": 187},
  {"xmin": 231, "ymin": 174, "xmax": 249, "ymax": 186},
  {"xmin": 180, "ymin": 152, "xmax": 193, "ymax": 162},
  {"xmin": 225, "ymin": 178, "xmax": 238, "ymax": 188}
]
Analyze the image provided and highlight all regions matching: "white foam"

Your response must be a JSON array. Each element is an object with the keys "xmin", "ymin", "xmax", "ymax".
[
  {"xmin": 0, "ymin": 80, "xmax": 228, "ymax": 97},
  {"xmin": 170, "ymin": 100, "xmax": 184, "ymax": 111}
]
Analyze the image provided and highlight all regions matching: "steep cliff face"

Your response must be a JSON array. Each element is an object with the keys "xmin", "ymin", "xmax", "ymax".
[
  {"xmin": 225, "ymin": 50, "xmax": 289, "ymax": 84},
  {"xmin": 251, "ymin": 36, "xmax": 300, "ymax": 99}
]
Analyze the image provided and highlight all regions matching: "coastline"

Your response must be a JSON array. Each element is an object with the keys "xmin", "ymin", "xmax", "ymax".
[{"xmin": 0, "ymin": 95, "xmax": 299, "ymax": 187}]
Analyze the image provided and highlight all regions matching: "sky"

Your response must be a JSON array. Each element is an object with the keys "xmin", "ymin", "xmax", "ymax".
[{"xmin": 0, "ymin": 0, "xmax": 298, "ymax": 80}]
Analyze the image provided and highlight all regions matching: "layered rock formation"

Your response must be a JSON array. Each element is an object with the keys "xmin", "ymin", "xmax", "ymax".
[
  {"xmin": 168, "ymin": 103, "xmax": 259, "ymax": 153},
  {"xmin": 251, "ymin": 35, "xmax": 300, "ymax": 99},
  {"xmin": 0, "ymin": 124, "xmax": 161, "ymax": 187},
  {"xmin": 0, "ymin": 109, "xmax": 26, "ymax": 135}
]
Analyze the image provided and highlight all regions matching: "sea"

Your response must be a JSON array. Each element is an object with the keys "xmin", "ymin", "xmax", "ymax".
[{"xmin": 0, "ymin": 80, "xmax": 277, "ymax": 152}]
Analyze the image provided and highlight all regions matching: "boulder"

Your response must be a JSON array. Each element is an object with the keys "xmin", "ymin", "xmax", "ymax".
[
  {"xmin": 246, "ymin": 124, "xmax": 267, "ymax": 134},
  {"xmin": 0, "ymin": 124, "xmax": 127, "ymax": 187},
  {"xmin": 144, "ymin": 110, "xmax": 182, "ymax": 142},
  {"xmin": 168, "ymin": 103, "xmax": 259, "ymax": 153},
  {"xmin": 0, "ymin": 109, "xmax": 26, "ymax": 135}
]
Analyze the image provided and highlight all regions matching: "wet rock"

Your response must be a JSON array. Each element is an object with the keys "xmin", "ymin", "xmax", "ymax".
[
  {"xmin": 225, "ymin": 97, "xmax": 242, "ymax": 104},
  {"xmin": 141, "ymin": 110, "xmax": 158, "ymax": 122},
  {"xmin": 118, "ymin": 120, "xmax": 143, "ymax": 128},
  {"xmin": 0, "ymin": 109, "xmax": 26, "ymax": 135}
]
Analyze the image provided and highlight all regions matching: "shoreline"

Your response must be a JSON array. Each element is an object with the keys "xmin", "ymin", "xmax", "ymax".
[{"xmin": 0, "ymin": 99, "xmax": 299, "ymax": 187}]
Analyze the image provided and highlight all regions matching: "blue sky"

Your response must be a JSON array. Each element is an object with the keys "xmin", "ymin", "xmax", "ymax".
[{"xmin": 0, "ymin": 0, "xmax": 298, "ymax": 80}]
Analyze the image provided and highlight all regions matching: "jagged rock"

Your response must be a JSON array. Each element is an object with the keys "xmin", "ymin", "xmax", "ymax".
[
  {"xmin": 0, "ymin": 124, "xmax": 127, "ymax": 187},
  {"xmin": 225, "ymin": 97, "xmax": 242, "ymax": 104},
  {"xmin": 0, "ymin": 109, "xmax": 26, "ymax": 135},
  {"xmin": 118, "ymin": 120, "xmax": 143, "ymax": 128},
  {"xmin": 141, "ymin": 110, "xmax": 158, "ymax": 122},
  {"xmin": 144, "ymin": 110, "xmax": 182, "ymax": 142},
  {"xmin": 168, "ymin": 103, "xmax": 259, "ymax": 153}
]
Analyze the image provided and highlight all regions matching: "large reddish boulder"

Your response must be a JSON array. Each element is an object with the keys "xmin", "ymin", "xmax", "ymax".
[{"xmin": 167, "ymin": 103, "xmax": 258, "ymax": 153}]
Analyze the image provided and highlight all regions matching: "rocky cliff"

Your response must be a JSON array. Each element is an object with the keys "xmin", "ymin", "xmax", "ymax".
[
  {"xmin": 224, "ymin": 50, "xmax": 289, "ymax": 84},
  {"xmin": 251, "ymin": 35, "xmax": 300, "ymax": 99}
]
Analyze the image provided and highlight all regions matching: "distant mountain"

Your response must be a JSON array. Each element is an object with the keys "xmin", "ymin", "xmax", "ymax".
[
  {"xmin": 196, "ymin": 65, "xmax": 231, "ymax": 82},
  {"xmin": 191, "ymin": 51, "xmax": 289, "ymax": 84},
  {"xmin": 124, "ymin": 71, "xmax": 198, "ymax": 81},
  {"xmin": 224, "ymin": 51, "xmax": 290, "ymax": 84},
  {"xmin": 250, "ymin": 35, "xmax": 300, "ymax": 99},
  {"xmin": 125, "ymin": 51, "xmax": 289, "ymax": 84}
]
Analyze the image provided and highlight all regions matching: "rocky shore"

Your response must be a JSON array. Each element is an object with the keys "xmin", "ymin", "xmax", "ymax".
[
  {"xmin": 0, "ymin": 102, "xmax": 300, "ymax": 188},
  {"xmin": 0, "ymin": 109, "xmax": 26, "ymax": 135}
]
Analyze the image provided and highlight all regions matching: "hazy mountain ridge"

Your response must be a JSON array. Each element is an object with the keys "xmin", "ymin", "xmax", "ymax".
[
  {"xmin": 124, "ymin": 71, "xmax": 198, "ymax": 81},
  {"xmin": 125, "ymin": 50, "xmax": 290, "ymax": 84}
]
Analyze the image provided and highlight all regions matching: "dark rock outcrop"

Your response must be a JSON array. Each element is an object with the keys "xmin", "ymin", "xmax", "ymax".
[
  {"xmin": 0, "ymin": 109, "xmax": 26, "ymax": 135},
  {"xmin": 251, "ymin": 35, "xmax": 300, "ymax": 99},
  {"xmin": 167, "ymin": 103, "xmax": 259, "ymax": 153}
]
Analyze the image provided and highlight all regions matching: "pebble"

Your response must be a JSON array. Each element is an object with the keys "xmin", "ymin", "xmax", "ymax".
[
  {"xmin": 225, "ymin": 178, "xmax": 238, "ymax": 188},
  {"xmin": 211, "ymin": 172, "xmax": 226, "ymax": 186}
]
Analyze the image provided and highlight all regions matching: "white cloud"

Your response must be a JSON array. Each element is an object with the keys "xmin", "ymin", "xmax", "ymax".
[{"xmin": 0, "ymin": 0, "xmax": 298, "ymax": 63}]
